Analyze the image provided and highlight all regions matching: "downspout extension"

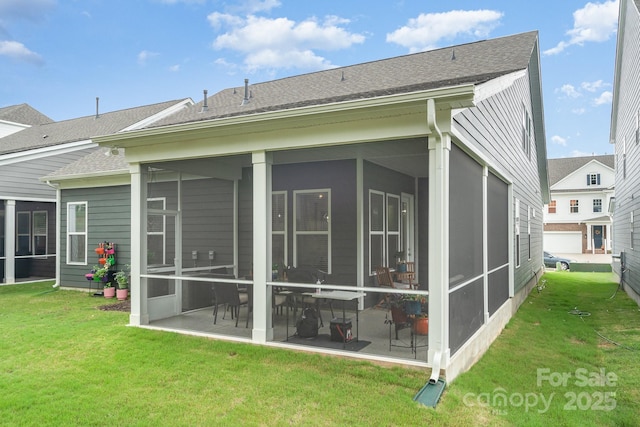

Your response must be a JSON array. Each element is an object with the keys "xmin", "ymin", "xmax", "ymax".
[{"xmin": 45, "ymin": 180, "xmax": 60, "ymax": 289}]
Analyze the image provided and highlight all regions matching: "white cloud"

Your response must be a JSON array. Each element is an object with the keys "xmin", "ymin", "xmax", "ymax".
[
  {"xmin": 0, "ymin": 40, "xmax": 43, "ymax": 65},
  {"xmin": 543, "ymin": 0, "xmax": 619, "ymax": 55},
  {"xmin": 559, "ymin": 84, "xmax": 581, "ymax": 98},
  {"xmin": 581, "ymin": 80, "xmax": 605, "ymax": 92},
  {"xmin": 242, "ymin": 0, "xmax": 281, "ymax": 14},
  {"xmin": 210, "ymin": 14, "xmax": 365, "ymax": 72},
  {"xmin": 169, "ymin": 64, "xmax": 181, "ymax": 72},
  {"xmin": 572, "ymin": 107, "xmax": 587, "ymax": 115},
  {"xmin": 137, "ymin": 50, "xmax": 159, "ymax": 65},
  {"xmin": 593, "ymin": 91, "xmax": 613, "ymax": 105},
  {"xmin": 386, "ymin": 9, "xmax": 503, "ymax": 52},
  {"xmin": 551, "ymin": 135, "xmax": 568, "ymax": 146}
]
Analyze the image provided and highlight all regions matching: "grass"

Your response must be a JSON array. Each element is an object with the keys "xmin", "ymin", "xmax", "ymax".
[{"xmin": 1, "ymin": 272, "xmax": 639, "ymax": 426}]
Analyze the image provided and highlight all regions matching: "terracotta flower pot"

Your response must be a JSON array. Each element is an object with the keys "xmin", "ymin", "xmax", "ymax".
[
  {"xmin": 98, "ymin": 257, "xmax": 107, "ymax": 265},
  {"xmin": 103, "ymin": 286, "xmax": 116, "ymax": 299},
  {"xmin": 95, "ymin": 247, "xmax": 104, "ymax": 255},
  {"xmin": 413, "ymin": 317, "xmax": 429, "ymax": 335},
  {"xmin": 116, "ymin": 288, "xmax": 128, "ymax": 301}
]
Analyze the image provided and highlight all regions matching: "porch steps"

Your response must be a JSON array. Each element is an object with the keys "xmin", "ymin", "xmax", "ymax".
[{"xmin": 413, "ymin": 378, "xmax": 446, "ymax": 408}]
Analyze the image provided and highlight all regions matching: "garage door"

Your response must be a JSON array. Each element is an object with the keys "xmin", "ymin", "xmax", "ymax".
[{"xmin": 544, "ymin": 232, "xmax": 582, "ymax": 254}]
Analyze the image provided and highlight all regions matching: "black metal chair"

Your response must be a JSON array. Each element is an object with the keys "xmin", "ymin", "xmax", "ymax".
[{"xmin": 212, "ymin": 282, "xmax": 248, "ymax": 327}]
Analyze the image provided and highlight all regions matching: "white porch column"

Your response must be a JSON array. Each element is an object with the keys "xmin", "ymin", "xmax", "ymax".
[
  {"xmin": 130, "ymin": 163, "xmax": 149, "ymax": 326},
  {"xmin": 252, "ymin": 151, "xmax": 274, "ymax": 342},
  {"xmin": 5, "ymin": 200, "xmax": 16, "ymax": 283},
  {"xmin": 427, "ymin": 99, "xmax": 451, "ymax": 368}
]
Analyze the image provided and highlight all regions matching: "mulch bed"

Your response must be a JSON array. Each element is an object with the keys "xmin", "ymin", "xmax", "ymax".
[{"xmin": 98, "ymin": 300, "xmax": 131, "ymax": 312}]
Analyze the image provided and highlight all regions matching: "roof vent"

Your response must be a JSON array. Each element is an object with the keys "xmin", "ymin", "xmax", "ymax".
[
  {"xmin": 95, "ymin": 97, "xmax": 100, "ymax": 119},
  {"xmin": 200, "ymin": 89, "xmax": 208, "ymax": 113},
  {"xmin": 241, "ymin": 79, "xmax": 250, "ymax": 105},
  {"xmin": 341, "ymin": 71, "xmax": 345, "ymax": 81},
  {"xmin": 451, "ymin": 49, "xmax": 456, "ymax": 60}
]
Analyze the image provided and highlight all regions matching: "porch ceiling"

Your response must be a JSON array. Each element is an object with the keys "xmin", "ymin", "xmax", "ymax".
[{"xmin": 149, "ymin": 138, "xmax": 429, "ymax": 179}]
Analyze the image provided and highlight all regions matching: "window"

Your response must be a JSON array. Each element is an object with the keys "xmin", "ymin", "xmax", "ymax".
[
  {"xmin": 522, "ymin": 107, "xmax": 533, "ymax": 159},
  {"xmin": 631, "ymin": 212, "xmax": 635, "ymax": 251},
  {"xmin": 548, "ymin": 200, "xmax": 556, "ymax": 214},
  {"xmin": 570, "ymin": 200, "xmax": 579, "ymax": 213},
  {"xmin": 386, "ymin": 194, "xmax": 400, "ymax": 267},
  {"xmin": 515, "ymin": 198, "xmax": 520, "ymax": 268},
  {"xmin": 147, "ymin": 198, "xmax": 166, "ymax": 265},
  {"xmin": 369, "ymin": 190, "xmax": 385, "ymax": 272},
  {"xmin": 67, "ymin": 202, "xmax": 87, "ymax": 264},
  {"xmin": 635, "ymin": 110, "xmax": 640, "ymax": 144},
  {"xmin": 33, "ymin": 211, "xmax": 47, "ymax": 255},
  {"xmin": 272, "ymin": 191, "xmax": 287, "ymax": 267},
  {"xmin": 586, "ymin": 173, "xmax": 601, "ymax": 186},
  {"xmin": 16, "ymin": 212, "xmax": 31, "ymax": 254},
  {"xmin": 294, "ymin": 189, "xmax": 330, "ymax": 273},
  {"xmin": 369, "ymin": 190, "xmax": 402, "ymax": 272},
  {"xmin": 527, "ymin": 207, "xmax": 531, "ymax": 261},
  {"xmin": 593, "ymin": 199, "xmax": 602, "ymax": 213}
]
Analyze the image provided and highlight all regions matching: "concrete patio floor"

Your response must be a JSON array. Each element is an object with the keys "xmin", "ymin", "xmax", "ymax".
[{"xmin": 149, "ymin": 301, "xmax": 429, "ymax": 365}]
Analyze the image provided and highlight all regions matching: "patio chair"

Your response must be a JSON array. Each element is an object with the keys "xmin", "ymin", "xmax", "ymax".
[
  {"xmin": 212, "ymin": 282, "xmax": 248, "ymax": 327},
  {"xmin": 394, "ymin": 262, "xmax": 419, "ymax": 289},
  {"xmin": 375, "ymin": 266, "xmax": 412, "ymax": 308}
]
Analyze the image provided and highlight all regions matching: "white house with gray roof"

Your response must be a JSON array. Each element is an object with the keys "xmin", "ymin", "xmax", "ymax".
[
  {"xmin": 610, "ymin": 0, "xmax": 640, "ymax": 304},
  {"xmin": 45, "ymin": 31, "xmax": 549, "ymax": 381},
  {"xmin": 543, "ymin": 155, "xmax": 614, "ymax": 254},
  {"xmin": 0, "ymin": 99, "xmax": 193, "ymax": 284}
]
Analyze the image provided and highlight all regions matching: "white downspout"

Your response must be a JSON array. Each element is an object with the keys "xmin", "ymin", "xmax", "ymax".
[
  {"xmin": 426, "ymin": 98, "xmax": 451, "ymax": 375},
  {"xmin": 45, "ymin": 181, "xmax": 61, "ymax": 288}
]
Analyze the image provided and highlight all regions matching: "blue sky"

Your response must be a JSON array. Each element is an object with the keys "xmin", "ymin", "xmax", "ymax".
[{"xmin": 0, "ymin": 0, "xmax": 620, "ymax": 159}]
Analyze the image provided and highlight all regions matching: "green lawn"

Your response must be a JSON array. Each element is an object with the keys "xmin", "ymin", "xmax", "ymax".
[{"xmin": 1, "ymin": 272, "xmax": 638, "ymax": 426}]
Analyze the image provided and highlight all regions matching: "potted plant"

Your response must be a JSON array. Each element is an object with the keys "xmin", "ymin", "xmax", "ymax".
[
  {"xmin": 93, "ymin": 265, "xmax": 115, "ymax": 298},
  {"xmin": 114, "ymin": 266, "xmax": 129, "ymax": 301},
  {"xmin": 394, "ymin": 251, "xmax": 406, "ymax": 272}
]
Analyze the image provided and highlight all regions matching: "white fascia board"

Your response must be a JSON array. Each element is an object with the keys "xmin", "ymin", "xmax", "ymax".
[
  {"xmin": 94, "ymin": 85, "xmax": 476, "ymax": 147},
  {"xmin": 473, "ymin": 70, "xmax": 527, "ymax": 103},
  {"xmin": 45, "ymin": 171, "xmax": 130, "ymax": 189},
  {"xmin": 119, "ymin": 98, "xmax": 195, "ymax": 132},
  {"xmin": 0, "ymin": 140, "xmax": 97, "ymax": 166}
]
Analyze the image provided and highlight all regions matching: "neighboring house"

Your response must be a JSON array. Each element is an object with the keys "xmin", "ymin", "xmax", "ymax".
[
  {"xmin": 543, "ymin": 155, "xmax": 614, "ymax": 254},
  {"xmin": 0, "ymin": 99, "xmax": 193, "ymax": 284},
  {"xmin": 610, "ymin": 0, "xmax": 640, "ymax": 304},
  {"xmin": 0, "ymin": 104, "xmax": 53, "ymax": 138},
  {"xmin": 45, "ymin": 31, "xmax": 549, "ymax": 381}
]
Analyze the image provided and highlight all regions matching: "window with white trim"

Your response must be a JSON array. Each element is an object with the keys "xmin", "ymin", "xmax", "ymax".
[
  {"xmin": 548, "ymin": 200, "xmax": 556, "ymax": 214},
  {"xmin": 631, "ymin": 212, "xmax": 635, "ymax": 251},
  {"xmin": 527, "ymin": 206, "xmax": 531, "ymax": 261},
  {"xmin": 386, "ymin": 194, "xmax": 400, "ymax": 267},
  {"xmin": 522, "ymin": 105, "xmax": 533, "ymax": 159},
  {"xmin": 16, "ymin": 212, "xmax": 31, "ymax": 254},
  {"xmin": 33, "ymin": 211, "xmax": 48, "ymax": 255},
  {"xmin": 369, "ymin": 190, "xmax": 385, "ymax": 272},
  {"xmin": 586, "ymin": 173, "xmax": 601, "ymax": 186},
  {"xmin": 593, "ymin": 199, "xmax": 602, "ymax": 213},
  {"xmin": 147, "ymin": 198, "xmax": 166, "ymax": 265},
  {"xmin": 570, "ymin": 199, "xmax": 579, "ymax": 213},
  {"xmin": 294, "ymin": 189, "xmax": 330, "ymax": 273},
  {"xmin": 67, "ymin": 202, "xmax": 87, "ymax": 264},
  {"xmin": 515, "ymin": 198, "xmax": 520, "ymax": 268},
  {"xmin": 272, "ymin": 191, "xmax": 287, "ymax": 268}
]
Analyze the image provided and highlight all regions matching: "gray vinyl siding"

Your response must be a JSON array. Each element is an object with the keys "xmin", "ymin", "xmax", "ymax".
[
  {"xmin": 0, "ymin": 148, "xmax": 96, "ymax": 200},
  {"xmin": 273, "ymin": 160, "xmax": 358, "ymax": 285},
  {"xmin": 453, "ymin": 71, "xmax": 544, "ymax": 293},
  {"xmin": 60, "ymin": 185, "xmax": 131, "ymax": 288},
  {"xmin": 612, "ymin": 0, "xmax": 640, "ymax": 296}
]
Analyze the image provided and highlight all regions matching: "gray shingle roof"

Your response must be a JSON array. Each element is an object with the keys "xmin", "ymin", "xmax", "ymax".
[
  {"xmin": 44, "ymin": 147, "xmax": 129, "ymax": 178},
  {"xmin": 152, "ymin": 31, "xmax": 538, "ymax": 128},
  {"xmin": 547, "ymin": 155, "xmax": 614, "ymax": 186},
  {"xmin": 0, "ymin": 103, "xmax": 53, "ymax": 126},
  {"xmin": 0, "ymin": 100, "xmax": 187, "ymax": 155}
]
